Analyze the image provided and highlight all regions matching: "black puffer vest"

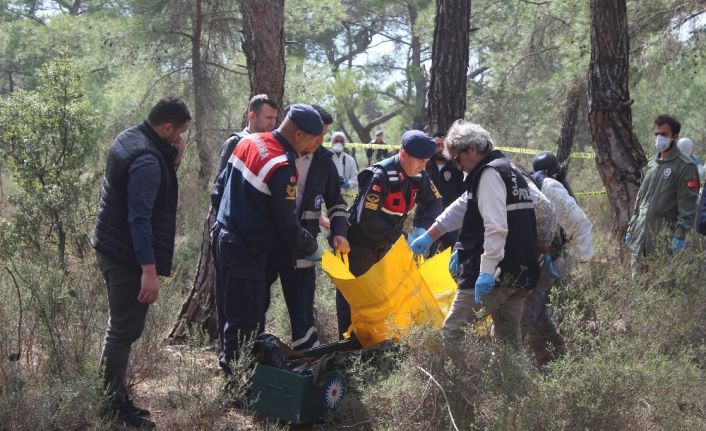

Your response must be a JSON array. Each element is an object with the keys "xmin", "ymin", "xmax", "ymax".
[
  {"xmin": 457, "ymin": 150, "xmax": 539, "ymax": 290},
  {"xmin": 91, "ymin": 122, "xmax": 179, "ymax": 276}
]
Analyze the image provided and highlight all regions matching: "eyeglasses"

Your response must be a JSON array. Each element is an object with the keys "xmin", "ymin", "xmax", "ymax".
[
  {"xmin": 334, "ymin": 139, "xmax": 345, "ymax": 143},
  {"xmin": 453, "ymin": 150, "xmax": 466, "ymax": 164}
]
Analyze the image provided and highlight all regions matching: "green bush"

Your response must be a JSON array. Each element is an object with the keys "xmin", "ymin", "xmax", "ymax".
[{"xmin": 331, "ymin": 246, "xmax": 706, "ymax": 430}]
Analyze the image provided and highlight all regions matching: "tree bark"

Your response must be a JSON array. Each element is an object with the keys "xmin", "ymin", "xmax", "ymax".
[
  {"xmin": 587, "ymin": 0, "xmax": 646, "ymax": 238},
  {"xmin": 428, "ymin": 0, "xmax": 471, "ymax": 134},
  {"xmin": 555, "ymin": 82, "xmax": 583, "ymax": 164},
  {"xmin": 239, "ymin": 0, "xmax": 286, "ymax": 116},
  {"xmin": 191, "ymin": 0, "xmax": 215, "ymax": 182},
  {"xmin": 170, "ymin": 211, "xmax": 218, "ymax": 340},
  {"xmin": 408, "ymin": 1, "xmax": 427, "ymax": 130}
]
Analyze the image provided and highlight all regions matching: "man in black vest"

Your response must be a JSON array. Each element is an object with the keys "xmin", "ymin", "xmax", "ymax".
[
  {"xmin": 410, "ymin": 121, "xmax": 539, "ymax": 353},
  {"xmin": 92, "ymin": 97, "xmax": 191, "ymax": 429}
]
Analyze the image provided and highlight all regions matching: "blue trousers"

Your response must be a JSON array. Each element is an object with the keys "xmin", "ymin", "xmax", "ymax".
[
  {"xmin": 265, "ymin": 250, "xmax": 319, "ymax": 350},
  {"xmin": 211, "ymin": 226, "xmax": 268, "ymax": 373}
]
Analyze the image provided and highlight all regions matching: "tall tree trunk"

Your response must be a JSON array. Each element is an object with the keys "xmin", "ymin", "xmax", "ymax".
[
  {"xmin": 170, "ymin": 211, "xmax": 218, "ymax": 340},
  {"xmin": 192, "ymin": 0, "xmax": 214, "ymax": 182},
  {"xmin": 239, "ymin": 0, "xmax": 286, "ymax": 115},
  {"xmin": 172, "ymin": 0, "xmax": 287, "ymax": 342},
  {"xmin": 555, "ymin": 82, "xmax": 583, "ymax": 165},
  {"xmin": 428, "ymin": 0, "xmax": 471, "ymax": 134},
  {"xmin": 408, "ymin": 1, "xmax": 427, "ymax": 130},
  {"xmin": 587, "ymin": 0, "xmax": 646, "ymax": 238}
]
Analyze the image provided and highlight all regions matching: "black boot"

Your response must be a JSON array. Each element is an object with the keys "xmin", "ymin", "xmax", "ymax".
[
  {"xmin": 126, "ymin": 397, "xmax": 151, "ymax": 417},
  {"xmin": 115, "ymin": 406, "xmax": 156, "ymax": 429},
  {"xmin": 101, "ymin": 397, "xmax": 156, "ymax": 429}
]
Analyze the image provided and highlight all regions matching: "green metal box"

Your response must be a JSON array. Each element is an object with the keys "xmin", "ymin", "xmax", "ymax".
[
  {"xmin": 248, "ymin": 338, "xmax": 360, "ymax": 424},
  {"xmin": 249, "ymin": 364, "xmax": 346, "ymax": 424}
]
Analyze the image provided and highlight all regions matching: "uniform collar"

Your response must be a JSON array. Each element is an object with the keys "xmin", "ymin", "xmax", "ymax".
[
  {"xmin": 272, "ymin": 130, "xmax": 296, "ymax": 155},
  {"xmin": 656, "ymin": 146, "xmax": 682, "ymax": 162}
]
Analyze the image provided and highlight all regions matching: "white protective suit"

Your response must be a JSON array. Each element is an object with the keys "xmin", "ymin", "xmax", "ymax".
[
  {"xmin": 330, "ymin": 132, "xmax": 359, "ymax": 193},
  {"xmin": 539, "ymin": 177, "xmax": 593, "ymax": 263}
]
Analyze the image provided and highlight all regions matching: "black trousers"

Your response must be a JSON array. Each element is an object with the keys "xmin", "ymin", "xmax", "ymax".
[
  {"xmin": 211, "ymin": 227, "xmax": 268, "ymax": 373},
  {"xmin": 335, "ymin": 242, "xmax": 389, "ymax": 339},
  {"xmin": 97, "ymin": 251, "xmax": 149, "ymax": 405},
  {"xmin": 265, "ymin": 251, "xmax": 318, "ymax": 350}
]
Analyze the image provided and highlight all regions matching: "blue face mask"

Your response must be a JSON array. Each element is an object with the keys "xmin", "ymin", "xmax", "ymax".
[{"xmin": 655, "ymin": 135, "xmax": 672, "ymax": 153}]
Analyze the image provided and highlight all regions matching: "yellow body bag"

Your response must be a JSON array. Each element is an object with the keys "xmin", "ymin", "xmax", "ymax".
[{"xmin": 322, "ymin": 236, "xmax": 457, "ymax": 347}]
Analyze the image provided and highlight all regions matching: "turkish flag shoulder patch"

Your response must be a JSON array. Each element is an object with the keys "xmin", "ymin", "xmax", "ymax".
[{"xmin": 686, "ymin": 178, "xmax": 699, "ymax": 190}]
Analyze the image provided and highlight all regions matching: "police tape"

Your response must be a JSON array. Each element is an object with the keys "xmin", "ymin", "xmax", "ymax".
[
  {"xmin": 323, "ymin": 143, "xmax": 395, "ymax": 150},
  {"xmin": 495, "ymin": 146, "xmax": 596, "ymax": 159},
  {"xmin": 574, "ymin": 191, "xmax": 608, "ymax": 197},
  {"xmin": 323, "ymin": 142, "xmax": 596, "ymax": 159}
]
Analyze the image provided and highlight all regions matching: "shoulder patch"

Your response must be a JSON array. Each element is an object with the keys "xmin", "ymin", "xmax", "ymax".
[
  {"xmin": 364, "ymin": 192, "xmax": 380, "ymax": 210},
  {"xmin": 286, "ymin": 184, "xmax": 297, "ymax": 200},
  {"xmin": 366, "ymin": 193, "xmax": 380, "ymax": 204},
  {"xmin": 430, "ymin": 181, "xmax": 442, "ymax": 199},
  {"xmin": 686, "ymin": 178, "xmax": 700, "ymax": 190}
]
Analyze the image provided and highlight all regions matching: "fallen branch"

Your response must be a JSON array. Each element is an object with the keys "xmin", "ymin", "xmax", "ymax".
[{"xmin": 416, "ymin": 366, "xmax": 460, "ymax": 431}]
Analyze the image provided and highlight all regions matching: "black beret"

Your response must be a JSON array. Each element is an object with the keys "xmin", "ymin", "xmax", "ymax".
[
  {"xmin": 287, "ymin": 104, "xmax": 323, "ymax": 135},
  {"xmin": 401, "ymin": 130, "xmax": 436, "ymax": 159}
]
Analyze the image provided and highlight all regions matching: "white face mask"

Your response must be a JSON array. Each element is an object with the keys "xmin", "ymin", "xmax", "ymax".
[
  {"xmin": 655, "ymin": 135, "xmax": 672, "ymax": 153},
  {"xmin": 332, "ymin": 143, "xmax": 344, "ymax": 153}
]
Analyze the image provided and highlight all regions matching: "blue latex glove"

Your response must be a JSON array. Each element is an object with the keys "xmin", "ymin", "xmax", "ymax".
[
  {"xmin": 449, "ymin": 250, "xmax": 459, "ymax": 277},
  {"xmin": 410, "ymin": 232, "xmax": 433, "ymax": 254},
  {"xmin": 544, "ymin": 254, "xmax": 559, "ymax": 279},
  {"xmin": 671, "ymin": 237, "xmax": 686, "ymax": 253},
  {"xmin": 407, "ymin": 227, "xmax": 427, "ymax": 244},
  {"xmin": 474, "ymin": 272, "xmax": 495, "ymax": 304},
  {"xmin": 339, "ymin": 177, "xmax": 350, "ymax": 189},
  {"xmin": 624, "ymin": 232, "xmax": 631, "ymax": 245},
  {"xmin": 304, "ymin": 243, "xmax": 325, "ymax": 261}
]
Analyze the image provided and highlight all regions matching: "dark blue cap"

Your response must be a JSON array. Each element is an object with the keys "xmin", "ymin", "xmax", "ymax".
[
  {"xmin": 401, "ymin": 130, "xmax": 436, "ymax": 159},
  {"xmin": 287, "ymin": 104, "xmax": 323, "ymax": 135}
]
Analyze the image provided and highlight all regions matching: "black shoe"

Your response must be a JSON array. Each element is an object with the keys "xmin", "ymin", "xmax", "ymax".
[
  {"xmin": 126, "ymin": 397, "xmax": 151, "ymax": 417},
  {"xmin": 116, "ymin": 409, "xmax": 156, "ymax": 429}
]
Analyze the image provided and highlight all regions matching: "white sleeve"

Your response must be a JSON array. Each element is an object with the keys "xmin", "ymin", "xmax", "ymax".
[
  {"xmin": 477, "ymin": 169, "xmax": 508, "ymax": 274},
  {"xmin": 542, "ymin": 178, "xmax": 593, "ymax": 262},
  {"xmin": 344, "ymin": 154, "xmax": 358, "ymax": 189},
  {"xmin": 432, "ymin": 192, "xmax": 468, "ymax": 233},
  {"xmin": 527, "ymin": 180, "xmax": 557, "ymax": 249}
]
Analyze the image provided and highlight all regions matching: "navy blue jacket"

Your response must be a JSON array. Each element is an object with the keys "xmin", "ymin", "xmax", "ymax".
[
  {"xmin": 211, "ymin": 131, "xmax": 318, "ymax": 257},
  {"xmin": 295, "ymin": 147, "xmax": 348, "ymax": 252},
  {"xmin": 348, "ymin": 155, "xmax": 443, "ymax": 250}
]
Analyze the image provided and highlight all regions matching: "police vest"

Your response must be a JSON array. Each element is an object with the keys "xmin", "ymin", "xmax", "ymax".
[
  {"xmin": 91, "ymin": 122, "xmax": 179, "ymax": 276},
  {"xmin": 458, "ymin": 150, "xmax": 539, "ymax": 290}
]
